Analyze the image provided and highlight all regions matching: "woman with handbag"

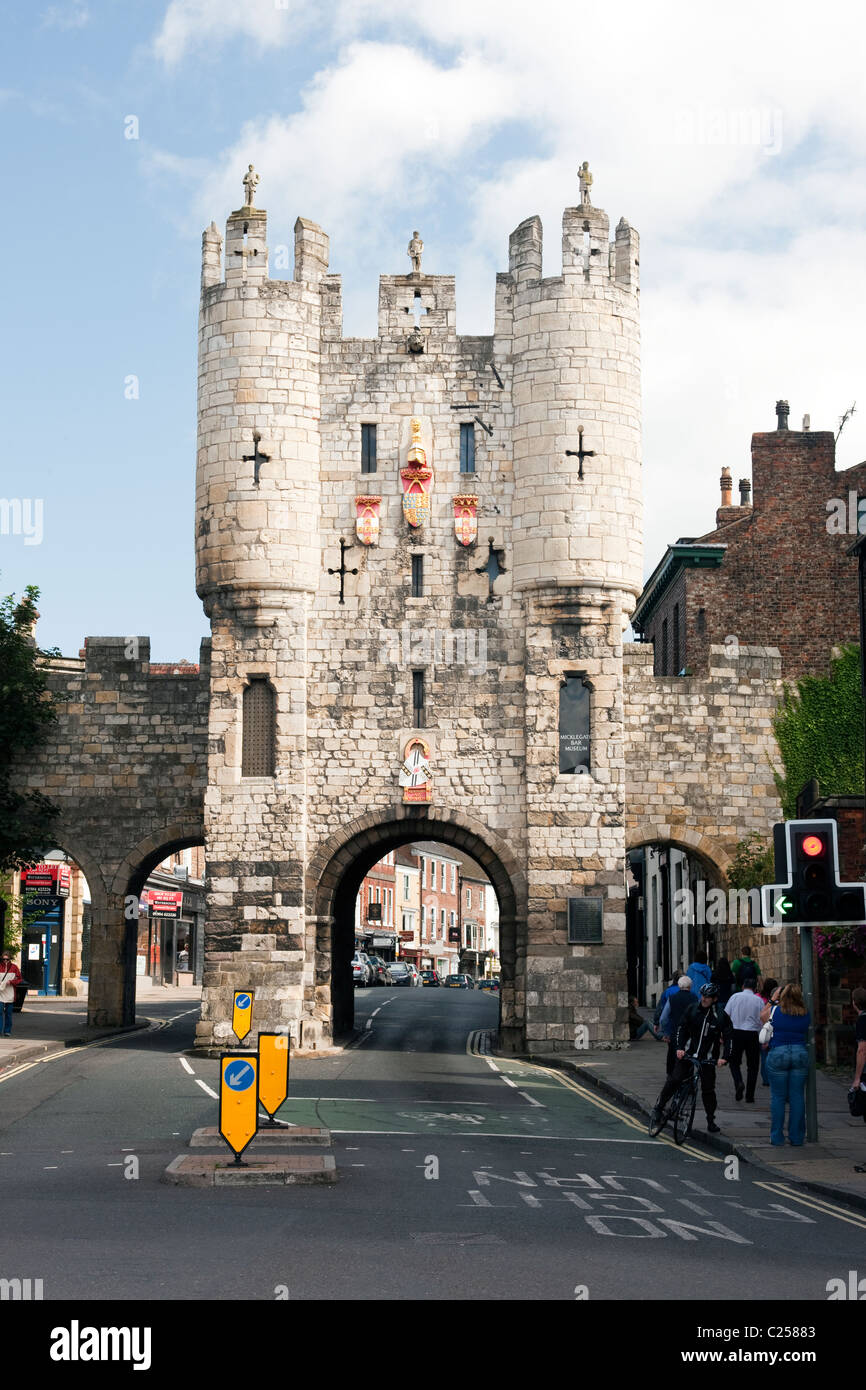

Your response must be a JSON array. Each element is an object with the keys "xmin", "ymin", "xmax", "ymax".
[
  {"xmin": 757, "ymin": 979, "xmax": 778, "ymax": 1086},
  {"xmin": 760, "ymin": 983, "xmax": 810, "ymax": 1146}
]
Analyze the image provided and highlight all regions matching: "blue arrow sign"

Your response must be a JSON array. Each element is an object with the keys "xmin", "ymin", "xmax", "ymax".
[
  {"xmin": 224, "ymin": 1061, "xmax": 255, "ymax": 1091},
  {"xmin": 235, "ymin": 993, "xmax": 251, "ymax": 1011}
]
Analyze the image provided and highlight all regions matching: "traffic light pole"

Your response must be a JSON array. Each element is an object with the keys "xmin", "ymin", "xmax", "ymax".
[{"xmin": 800, "ymin": 925, "xmax": 818, "ymax": 1143}]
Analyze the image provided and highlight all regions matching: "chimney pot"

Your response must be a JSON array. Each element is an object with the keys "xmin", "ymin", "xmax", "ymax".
[
  {"xmin": 739, "ymin": 477, "xmax": 751, "ymax": 506},
  {"xmin": 775, "ymin": 399, "xmax": 790, "ymax": 430},
  {"xmin": 720, "ymin": 466, "xmax": 733, "ymax": 507}
]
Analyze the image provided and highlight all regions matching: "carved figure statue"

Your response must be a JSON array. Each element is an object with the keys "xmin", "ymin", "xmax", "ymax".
[
  {"xmin": 578, "ymin": 161, "xmax": 593, "ymax": 207},
  {"xmin": 408, "ymin": 230, "xmax": 424, "ymax": 274},
  {"xmin": 243, "ymin": 165, "xmax": 260, "ymax": 207}
]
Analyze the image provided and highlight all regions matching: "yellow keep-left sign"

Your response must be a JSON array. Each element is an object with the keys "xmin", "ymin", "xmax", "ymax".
[
  {"xmin": 219, "ymin": 1053, "xmax": 258, "ymax": 1160},
  {"xmin": 232, "ymin": 989, "xmax": 254, "ymax": 1043},
  {"xmin": 258, "ymin": 1033, "xmax": 290, "ymax": 1119}
]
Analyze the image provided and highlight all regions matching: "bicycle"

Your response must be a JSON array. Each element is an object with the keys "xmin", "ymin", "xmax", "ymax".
[{"xmin": 647, "ymin": 1053, "xmax": 702, "ymax": 1145}]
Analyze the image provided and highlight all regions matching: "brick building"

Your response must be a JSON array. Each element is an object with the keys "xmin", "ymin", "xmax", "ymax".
[{"xmin": 633, "ymin": 404, "xmax": 866, "ymax": 679}]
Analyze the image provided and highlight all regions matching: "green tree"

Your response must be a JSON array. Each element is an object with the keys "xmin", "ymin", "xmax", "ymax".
[
  {"xmin": 0, "ymin": 584, "xmax": 61, "ymax": 873},
  {"xmin": 772, "ymin": 644, "xmax": 864, "ymax": 819},
  {"xmin": 726, "ymin": 832, "xmax": 776, "ymax": 891}
]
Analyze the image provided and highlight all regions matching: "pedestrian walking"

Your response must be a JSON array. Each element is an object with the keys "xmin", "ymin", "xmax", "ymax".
[
  {"xmin": 760, "ymin": 983, "xmax": 810, "ymax": 1146},
  {"xmin": 725, "ymin": 979, "xmax": 762, "ymax": 1102},
  {"xmin": 0, "ymin": 952, "xmax": 22, "ymax": 1037},
  {"xmin": 658, "ymin": 975, "xmax": 695, "ymax": 1076},
  {"xmin": 711, "ymin": 957, "xmax": 735, "ymax": 1006},
  {"xmin": 685, "ymin": 950, "xmax": 712, "ymax": 996},
  {"xmin": 731, "ymin": 946, "xmax": 759, "ymax": 992},
  {"xmin": 756, "ymin": 978, "xmax": 778, "ymax": 1087},
  {"xmin": 652, "ymin": 973, "xmax": 680, "ymax": 1035},
  {"xmin": 651, "ymin": 983, "xmax": 733, "ymax": 1134}
]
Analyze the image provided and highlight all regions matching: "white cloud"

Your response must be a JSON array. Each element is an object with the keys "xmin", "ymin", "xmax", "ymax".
[{"xmin": 150, "ymin": 0, "xmax": 866, "ymax": 574}]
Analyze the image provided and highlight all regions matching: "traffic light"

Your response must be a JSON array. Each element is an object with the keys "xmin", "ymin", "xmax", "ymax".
[{"xmin": 761, "ymin": 819, "xmax": 866, "ymax": 927}]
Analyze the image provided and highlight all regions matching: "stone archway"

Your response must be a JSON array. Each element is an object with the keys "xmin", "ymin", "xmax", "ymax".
[{"xmin": 307, "ymin": 805, "xmax": 527, "ymax": 1051}]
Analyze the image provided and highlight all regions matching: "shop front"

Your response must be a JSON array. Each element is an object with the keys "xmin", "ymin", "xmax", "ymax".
[{"xmin": 20, "ymin": 863, "xmax": 71, "ymax": 996}]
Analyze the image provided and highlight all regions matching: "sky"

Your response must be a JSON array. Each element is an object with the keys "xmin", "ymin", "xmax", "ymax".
[{"xmin": 3, "ymin": 0, "xmax": 866, "ymax": 659}]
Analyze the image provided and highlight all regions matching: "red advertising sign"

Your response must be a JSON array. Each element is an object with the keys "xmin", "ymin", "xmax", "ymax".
[
  {"xmin": 140, "ymin": 889, "xmax": 183, "ymax": 918},
  {"xmin": 22, "ymin": 863, "xmax": 71, "ymax": 895}
]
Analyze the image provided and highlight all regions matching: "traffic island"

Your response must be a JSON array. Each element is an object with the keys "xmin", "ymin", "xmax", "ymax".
[
  {"xmin": 162, "ymin": 1153, "xmax": 337, "ymax": 1187},
  {"xmin": 188, "ymin": 1126, "xmax": 331, "ymax": 1148}
]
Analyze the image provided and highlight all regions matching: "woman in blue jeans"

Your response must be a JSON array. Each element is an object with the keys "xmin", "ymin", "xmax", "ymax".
[{"xmin": 760, "ymin": 983, "xmax": 810, "ymax": 1146}]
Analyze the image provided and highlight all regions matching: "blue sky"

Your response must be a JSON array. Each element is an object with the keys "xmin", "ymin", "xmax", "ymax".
[{"xmin": 3, "ymin": 0, "xmax": 866, "ymax": 658}]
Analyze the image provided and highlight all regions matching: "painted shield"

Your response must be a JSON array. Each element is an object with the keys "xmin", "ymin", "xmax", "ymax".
[
  {"xmin": 399, "ymin": 737, "xmax": 433, "ymax": 804},
  {"xmin": 401, "ymin": 468, "xmax": 432, "ymax": 529},
  {"xmin": 355, "ymin": 495, "xmax": 381, "ymax": 546},
  {"xmin": 453, "ymin": 495, "xmax": 478, "ymax": 546}
]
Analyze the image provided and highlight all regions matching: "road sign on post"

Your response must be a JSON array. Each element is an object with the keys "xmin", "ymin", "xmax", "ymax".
[
  {"xmin": 219, "ymin": 1053, "xmax": 259, "ymax": 1165},
  {"xmin": 232, "ymin": 989, "xmax": 254, "ymax": 1044},
  {"xmin": 258, "ymin": 1033, "xmax": 290, "ymax": 1127},
  {"xmin": 761, "ymin": 819, "xmax": 866, "ymax": 1144}
]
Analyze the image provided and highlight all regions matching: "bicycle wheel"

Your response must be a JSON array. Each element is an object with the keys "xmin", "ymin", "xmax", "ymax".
[
  {"xmin": 647, "ymin": 1094, "xmax": 668, "ymax": 1137},
  {"xmin": 673, "ymin": 1079, "xmax": 698, "ymax": 1145}
]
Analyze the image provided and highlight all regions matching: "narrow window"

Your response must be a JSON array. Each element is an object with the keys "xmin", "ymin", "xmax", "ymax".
[
  {"xmin": 411, "ymin": 554, "xmax": 424, "ymax": 597},
  {"xmin": 361, "ymin": 423, "xmax": 377, "ymax": 474},
  {"xmin": 242, "ymin": 678, "xmax": 275, "ymax": 777},
  {"xmin": 450, "ymin": 865, "xmax": 456, "ymax": 894},
  {"xmin": 673, "ymin": 603, "xmax": 681, "ymax": 675},
  {"xmin": 467, "ymin": 888, "xmax": 471, "ymax": 909},
  {"xmin": 661, "ymin": 619, "xmax": 669, "ymax": 677},
  {"xmin": 431, "ymin": 861, "xmax": 437, "ymax": 890},
  {"xmin": 412, "ymin": 669, "xmax": 425, "ymax": 727},
  {"xmin": 459, "ymin": 422, "xmax": 476, "ymax": 474}
]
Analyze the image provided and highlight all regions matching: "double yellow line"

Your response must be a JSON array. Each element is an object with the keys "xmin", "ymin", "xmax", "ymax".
[{"xmin": 755, "ymin": 1180, "xmax": 866, "ymax": 1230}]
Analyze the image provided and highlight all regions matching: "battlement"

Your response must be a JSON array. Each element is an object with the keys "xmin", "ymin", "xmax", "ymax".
[{"xmin": 200, "ymin": 194, "xmax": 639, "ymax": 345}]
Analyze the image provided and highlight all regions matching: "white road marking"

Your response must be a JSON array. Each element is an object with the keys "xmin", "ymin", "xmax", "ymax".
[
  {"xmin": 365, "ymin": 1020, "xmax": 373, "ymax": 1030},
  {"xmin": 44, "ymin": 1166, "xmax": 59, "ymax": 1170},
  {"xmin": 518, "ymin": 1090, "xmax": 544, "ymax": 1108},
  {"xmin": 500, "ymin": 1076, "xmax": 518, "ymax": 1089},
  {"xmin": 107, "ymin": 1163, "xmax": 123, "ymax": 1167},
  {"xmin": 485, "ymin": 1059, "xmax": 500, "ymax": 1072},
  {"xmin": 195, "ymin": 1079, "xmax": 219, "ymax": 1099},
  {"xmin": 179, "ymin": 1057, "xmax": 195, "ymax": 1075}
]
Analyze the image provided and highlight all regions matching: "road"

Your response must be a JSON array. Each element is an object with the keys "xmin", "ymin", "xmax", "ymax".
[{"xmin": 2, "ymin": 984, "xmax": 865, "ymax": 1302}]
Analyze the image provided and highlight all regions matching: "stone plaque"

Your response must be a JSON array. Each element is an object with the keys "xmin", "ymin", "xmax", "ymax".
[{"xmin": 568, "ymin": 897, "xmax": 603, "ymax": 944}]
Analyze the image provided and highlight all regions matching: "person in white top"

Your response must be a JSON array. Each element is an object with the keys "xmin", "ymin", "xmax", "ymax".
[{"xmin": 725, "ymin": 982, "xmax": 763, "ymax": 1103}]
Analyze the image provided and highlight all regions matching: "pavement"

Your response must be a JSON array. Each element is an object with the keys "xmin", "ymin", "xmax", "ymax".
[
  {"xmin": 530, "ymin": 1030, "xmax": 866, "ymax": 1211},
  {"xmin": 0, "ymin": 982, "xmax": 202, "ymax": 1075}
]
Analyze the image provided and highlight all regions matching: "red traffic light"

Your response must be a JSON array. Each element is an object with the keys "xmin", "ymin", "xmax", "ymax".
[{"xmin": 801, "ymin": 834, "xmax": 825, "ymax": 858}]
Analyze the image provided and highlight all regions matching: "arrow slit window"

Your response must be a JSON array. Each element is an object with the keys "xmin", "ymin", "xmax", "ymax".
[
  {"xmin": 559, "ymin": 674, "xmax": 591, "ymax": 774},
  {"xmin": 242, "ymin": 677, "xmax": 276, "ymax": 777}
]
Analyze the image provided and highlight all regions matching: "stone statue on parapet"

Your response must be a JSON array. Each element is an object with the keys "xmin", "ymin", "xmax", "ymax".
[
  {"xmin": 578, "ymin": 161, "xmax": 593, "ymax": 207},
  {"xmin": 408, "ymin": 230, "xmax": 424, "ymax": 274},
  {"xmin": 243, "ymin": 164, "xmax": 260, "ymax": 207}
]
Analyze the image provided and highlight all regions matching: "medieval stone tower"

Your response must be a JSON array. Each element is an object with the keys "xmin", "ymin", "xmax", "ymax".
[{"xmin": 193, "ymin": 172, "xmax": 642, "ymax": 1053}]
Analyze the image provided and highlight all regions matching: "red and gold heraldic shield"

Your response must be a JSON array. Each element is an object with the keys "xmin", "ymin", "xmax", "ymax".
[
  {"xmin": 401, "ymin": 470, "xmax": 432, "ymax": 528},
  {"xmin": 355, "ymin": 495, "xmax": 381, "ymax": 546},
  {"xmin": 453, "ymin": 495, "xmax": 478, "ymax": 546}
]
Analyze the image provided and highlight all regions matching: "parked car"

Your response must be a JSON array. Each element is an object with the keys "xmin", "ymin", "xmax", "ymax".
[
  {"xmin": 477, "ymin": 977, "xmax": 500, "ymax": 993},
  {"xmin": 352, "ymin": 952, "xmax": 375, "ymax": 987},
  {"xmin": 406, "ymin": 963, "xmax": 423, "ymax": 987},
  {"xmin": 388, "ymin": 962, "xmax": 414, "ymax": 987},
  {"xmin": 366, "ymin": 955, "xmax": 393, "ymax": 986},
  {"xmin": 444, "ymin": 973, "xmax": 473, "ymax": 989},
  {"xmin": 420, "ymin": 970, "xmax": 441, "ymax": 987}
]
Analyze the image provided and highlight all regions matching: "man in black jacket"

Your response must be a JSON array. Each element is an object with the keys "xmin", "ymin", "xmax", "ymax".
[{"xmin": 651, "ymin": 983, "xmax": 733, "ymax": 1134}]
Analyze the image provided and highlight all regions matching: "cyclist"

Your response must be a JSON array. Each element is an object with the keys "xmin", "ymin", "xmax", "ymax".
[{"xmin": 650, "ymin": 982, "xmax": 733, "ymax": 1134}]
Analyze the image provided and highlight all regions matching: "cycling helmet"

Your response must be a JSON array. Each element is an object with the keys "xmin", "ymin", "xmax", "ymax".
[{"xmin": 700, "ymin": 982, "xmax": 719, "ymax": 999}]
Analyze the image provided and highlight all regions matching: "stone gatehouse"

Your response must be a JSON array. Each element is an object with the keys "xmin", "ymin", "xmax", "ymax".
[{"xmin": 11, "ymin": 174, "xmax": 791, "ymax": 1051}]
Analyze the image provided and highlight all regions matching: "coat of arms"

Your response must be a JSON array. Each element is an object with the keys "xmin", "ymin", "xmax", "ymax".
[
  {"xmin": 355, "ymin": 495, "xmax": 381, "ymax": 547},
  {"xmin": 399, "ymin": 736, "xmax": 433, "ymax": 804},
  {"xmin": 401, "ymin": 417, "xmax": 433, "ymax": 528},
  {"xmin": 453, "ymin": 495, "xmax": 478, "ymax": 546}
]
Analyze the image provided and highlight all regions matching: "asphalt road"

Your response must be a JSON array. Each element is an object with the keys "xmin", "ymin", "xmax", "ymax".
[{"xmin": 2, "ymin": 984, "xmax": 865, "ymax": 1303}]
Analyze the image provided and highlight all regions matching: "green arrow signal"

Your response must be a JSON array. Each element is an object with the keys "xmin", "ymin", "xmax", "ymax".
[{"xmin": 775, "ymin": 894, "xmax": 793, "ymax": 916}]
